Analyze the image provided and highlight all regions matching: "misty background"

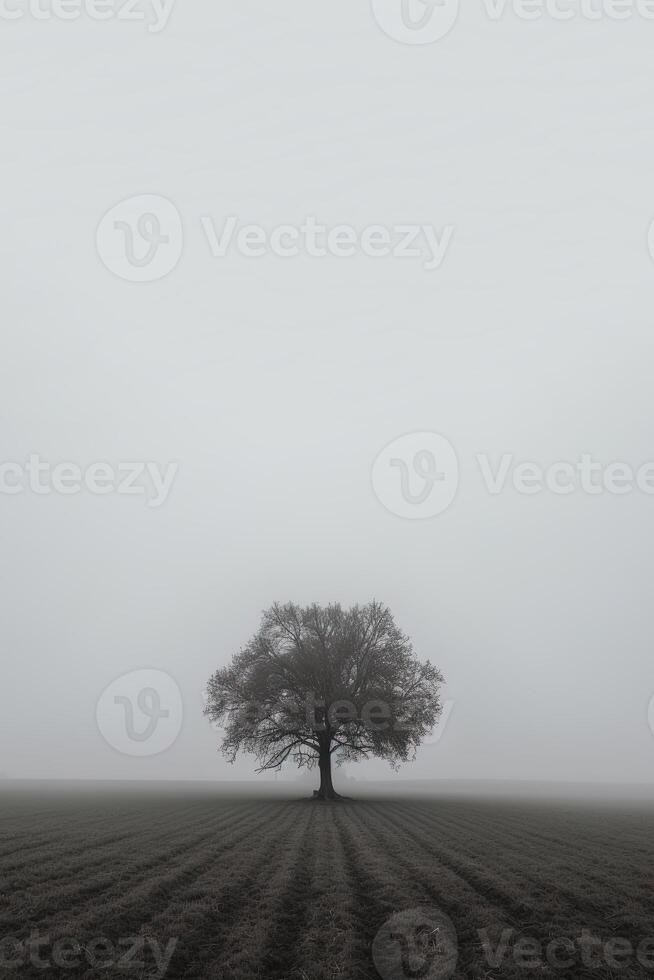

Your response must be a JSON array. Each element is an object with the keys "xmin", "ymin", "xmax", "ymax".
[{"xmin": 1, "ymin": 2, "xmax": 653, "ymax": 788}]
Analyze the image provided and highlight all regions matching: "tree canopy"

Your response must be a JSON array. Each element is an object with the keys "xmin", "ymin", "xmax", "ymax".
[{"xmin": 204, "ymin": 601, "xmax": 444, "ymax": 799}]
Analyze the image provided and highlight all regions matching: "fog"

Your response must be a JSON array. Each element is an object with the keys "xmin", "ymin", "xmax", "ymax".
[{"xmin": 2, "ymin": 2, "xmax": 654, "ymax": 794}]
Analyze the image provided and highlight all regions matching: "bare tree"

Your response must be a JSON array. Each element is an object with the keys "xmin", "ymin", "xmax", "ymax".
[{"xmin": 204, "ymin": 601, "xmax": 444, "ymax": 800}]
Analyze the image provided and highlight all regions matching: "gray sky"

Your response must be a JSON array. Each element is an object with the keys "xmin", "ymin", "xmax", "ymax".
[{"xmin": 2, "ymin": 0, "xmax": 654, "ymax": 786}]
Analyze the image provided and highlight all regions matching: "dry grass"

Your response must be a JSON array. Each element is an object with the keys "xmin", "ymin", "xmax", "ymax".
[{"xmin": 1, "ymin": 789, "xmax": 653, "ymax": 978}]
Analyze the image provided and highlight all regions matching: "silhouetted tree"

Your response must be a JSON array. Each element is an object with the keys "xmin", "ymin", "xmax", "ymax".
[{"xmin": 204, "ymin": 601, "xmax": 444, "ymax": 800}]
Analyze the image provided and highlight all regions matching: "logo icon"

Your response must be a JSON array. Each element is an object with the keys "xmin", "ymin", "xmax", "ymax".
[
  {"xmin": 371, "ymin": 0, "xmax": 459, "ymax": 44},
  {"xmin": 648, "ymin": 220, "xmax": 654, "ymax": 266},
  {"xmin": 647, "ymin": 694, "xmax": 654, "ymax": 741},
  {"xmin": 424, "ymin": 699, "xmax": 455, "ymax": 746},
  {"xmin": 96, "ymin": 669, "xmax": 183, "ymax": 756},
  {"xmin": 371, "ymin": 432, "xmax": 459, "ymax": 519},
  {"xmin": 373, "ymin": 906, "xmax": 458, "ymax": 980},
  {"xmin": 96, "ymin": 195, "xmax": 183, "ymax": 282}
]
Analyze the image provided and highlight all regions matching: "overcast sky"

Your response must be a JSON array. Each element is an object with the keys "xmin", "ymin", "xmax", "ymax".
[{"xmin": 2, "ymin": 1, "xmax": 654, "ymax": 787}]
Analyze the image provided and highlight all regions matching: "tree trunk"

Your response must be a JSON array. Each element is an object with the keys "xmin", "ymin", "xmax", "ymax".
[{"xmin": 313, "ymin": 743, "xmax": 341, "ymax": 800}]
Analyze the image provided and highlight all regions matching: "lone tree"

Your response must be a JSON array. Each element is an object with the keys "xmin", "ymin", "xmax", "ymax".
[{"xmin": 204, "ymin": 601, "xmax": 444, "ymax": 800}]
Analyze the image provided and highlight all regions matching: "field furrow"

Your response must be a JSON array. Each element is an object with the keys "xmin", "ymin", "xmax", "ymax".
[{"xmin": 2, "ymin": 790, "xmax": 652, "ymax": 980}]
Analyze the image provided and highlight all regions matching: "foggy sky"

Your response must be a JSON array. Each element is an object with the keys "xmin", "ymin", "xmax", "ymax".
[{"xmin": 2, "ymin": 1, "xmax": 654, "ymax": 788}]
